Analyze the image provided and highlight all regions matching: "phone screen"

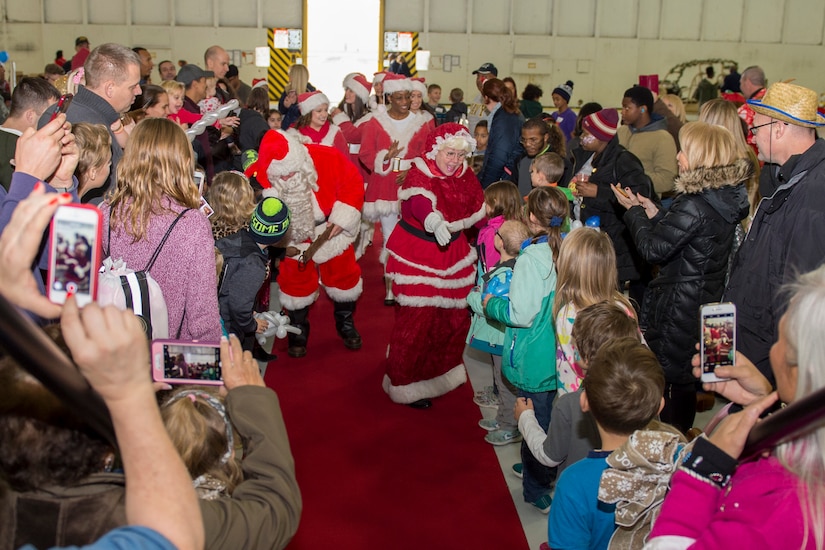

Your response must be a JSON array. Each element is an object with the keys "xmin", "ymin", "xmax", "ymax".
[
  {"xmin": 701, "ymin": 311, "xmax": 735, "ymax": 374},
  {"xmin": 51, "ymin": 216, "xmax": 97, "ymax": 296},
  {"xmin": 163, "ymin": 344, "xmax": 222, "ymax": 382}
]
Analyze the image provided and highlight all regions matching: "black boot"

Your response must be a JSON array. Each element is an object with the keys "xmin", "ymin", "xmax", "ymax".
[
  {"xmin": 285, "ymin": 307, "xmax": 310, "ymax": 358},
  {"xmin": 333, "ymin": 301, "xmax": 362, "ymax": 350}
]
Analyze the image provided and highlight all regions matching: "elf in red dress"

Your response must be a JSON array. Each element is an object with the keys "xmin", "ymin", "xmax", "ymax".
[{"xmin": 383, "ymin": 123, "xmax": 486, "ymax": 408}]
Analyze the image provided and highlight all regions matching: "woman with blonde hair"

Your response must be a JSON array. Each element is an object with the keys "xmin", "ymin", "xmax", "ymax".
[
  {"xmin": 205, "ymin": 171, "xmax": 257, "ymax": 241},
  {"xmin": 72, "ymin": 122, "xmax": 112, "ymax": 201},
  {"xmin": 278, "ymin": 63, "xmax": 313, "ymax": 130},
  {"xmin": 103, "ymin": 118, "xmax": 223, "ymax": 341},
  {"xmin": 613, "ymin": 121, "xmax": 751, "ymax": 433},
  {"xmin": 661, "ymin": 93, "xmax": 686, "ymax": 124},
  {"xmin": 699, "ymin": 97, "xmax": 762, "ymax": 223}
]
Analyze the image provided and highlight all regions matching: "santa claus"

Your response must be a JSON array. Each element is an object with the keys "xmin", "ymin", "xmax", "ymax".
[{"xmin": 245, "ymin": 129, "xmax": 365, "ymax": 358}]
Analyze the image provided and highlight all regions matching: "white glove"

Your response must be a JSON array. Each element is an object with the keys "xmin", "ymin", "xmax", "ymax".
[{"xmin": 424, "ymin": 212, "xmax": 452, "ymax": 246}]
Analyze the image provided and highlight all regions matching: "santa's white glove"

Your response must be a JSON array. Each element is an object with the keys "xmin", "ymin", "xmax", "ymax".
[{"xmin": 424, "ymin": 212, "xmax": 452, "ymax": 246}]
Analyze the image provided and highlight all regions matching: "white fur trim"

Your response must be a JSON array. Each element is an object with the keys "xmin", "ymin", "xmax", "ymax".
[
  {"xmin": 394, "ymin": 295, "xmax": 468, "ymax": 308},
  {"xmin": 332, "ymin": 111, "xmax": 350, "ymax": 126},
  {"xmin": 327, "ymin": 201, "xmax": 362, "ymax": 236},
  {"xmin": 265, "ymin": 131, "xmax": 318, "ymax": 191},
  {"xmin": 410, "ymin": 79, "xmax": 427, "ymax": 96},
  {"xmin": 643, "ymin": 536, "xmax": 695, "ymax": 549},
  {"xmin": 382, "ymin": 364, "xmax": 467, "ymax": 404},
  {"xmin": 374, "ymin": 148, "xmax": 392, "ymax": 176},
  {"xmin": 362, "ymin": 200, "xmax": 399, "ymax": 221},
  {"xmin": 323, "ymin": 278, "xmax": 363, "ymax": 302},
  {"xmin": 372, "ymin": 109, "xmax": 429, "ymax": 170},
  {"xmin": 279, "ymin": 289, "xmax": 320, "ymax": 310},
  {"xmin": 311, "ymin": 225, "xmax": 357, "ymax": 265},
  {"xmin": 299, "ymin": 92, "xmax": 330, "ymax": 116},
  {"xmin": 398, "ymin": 186, "xmax": 438, "ymax": 206},
  {"xmin": 386, "ymin": 246, "xmax": 477, "ymax": 278},
  {"xmin": 447, "ymin": 203, "xmax": 486, "ymax": 231},
  {"xmin": 319, "ymin": 124, "xmax": 341, "ymax": 148},
  {"xmin": 389, "ymin": 271, "xmax": 477, "ymax": 289},
  {"xmin": 382, "ymin": 78, "xmax": 411, "ymax": 95}
]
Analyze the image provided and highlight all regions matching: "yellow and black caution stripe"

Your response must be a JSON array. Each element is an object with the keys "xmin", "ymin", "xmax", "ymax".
[
  {"xmin": 267, "ymin": 28, "xmax": 299, "ymax": 102},
  {"xmin": 405, "ymin": 32, "xmax": 419, "ymax": 78}
]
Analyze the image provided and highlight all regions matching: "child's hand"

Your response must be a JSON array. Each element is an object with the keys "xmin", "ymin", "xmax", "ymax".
[
  {"xmin": 514, "ymin": 397, "xmax": 534, "ymax": 420},
  {"xmin": 255, "ymin": 317, "xmax": 269, "ymax": 333}
]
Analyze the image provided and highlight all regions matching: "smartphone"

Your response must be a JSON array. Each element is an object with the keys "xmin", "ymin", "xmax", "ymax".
[
  {"xmin": 48, "ymin": 204, "xmax": 102, "ymax": 307},
  {"xmin": 151, "ymin": 340, "xmax": 223, "ymax": 386},
  {"xmin": 50, "ymin": 94, "xmax": 74, "ymax": 121},
  {"xmin": 613, "ymin": 184, "xmax": 629, "ymax": 198},
  {"xmin": 193, "ymin": 170, "xmax": 206, "ymax": 196},
  {"xmin": 699, "ymin": 302, "xmax": 736, "ymax": 382}
]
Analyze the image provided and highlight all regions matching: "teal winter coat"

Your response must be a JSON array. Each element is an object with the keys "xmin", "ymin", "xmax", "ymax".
[{"xmin": 485, "ymin": 240, "xmax": 558, "ymax": 392}]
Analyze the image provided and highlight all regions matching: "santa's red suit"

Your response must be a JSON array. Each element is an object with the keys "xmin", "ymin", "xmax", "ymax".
[
  {"xmin": 245, "ymin": 129, "xmax": 365, "ymax": 357},
  {"xmin": 383, "ymin": 123, "xmax": 486, "ymax": 405}
]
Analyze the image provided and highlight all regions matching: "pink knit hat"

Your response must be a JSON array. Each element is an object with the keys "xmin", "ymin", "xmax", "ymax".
[
  {"xmin": 343, "ymin": 73, "xmax": 372, "ymax": 103},
  {"xmin": 382, "ymin": 73, "xmax": 410, "ymax": 95},
  {"xmin": 582, "ymin": 108, "xmax": 619, "ymax": 142},
  {"xmin": 298, "ymin": 91, "xmax": 330, "ymax": 115}
]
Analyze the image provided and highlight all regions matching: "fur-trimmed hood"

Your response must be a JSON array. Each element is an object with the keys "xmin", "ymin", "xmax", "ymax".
[{"xmin": 674, "ymin": 158, "xmax": 753, "ymax": 195}]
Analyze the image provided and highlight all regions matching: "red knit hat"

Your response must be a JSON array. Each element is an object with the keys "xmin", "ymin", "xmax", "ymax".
[
  {"xmin": 582, "ymin": 108, "xmax": 619, "ymax": 142},
  {"xmin": 343, "ymin": 73, "xmax": 372, "ymax": 103},
  {"xmin": 298, "ymin": 91, "xmax": 330, "ymax": 115}
]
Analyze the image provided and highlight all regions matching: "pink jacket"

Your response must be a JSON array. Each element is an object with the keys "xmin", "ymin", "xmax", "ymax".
[
  {"xmin": 476, "ymin": 215, "xmax": 504, "ymax": 274},
  {"xmin": 648, "ymin": 456, "xmax": 813, "ymax": 549}
]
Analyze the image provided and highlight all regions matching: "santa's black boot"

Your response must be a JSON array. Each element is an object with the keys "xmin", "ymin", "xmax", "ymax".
[
  {"xmin": 333, "ymin": 301, "xmax": 362, "ymax": 350},
  {"xmin": 285, "ymin": 307, "xmax": 310, "ymax": 358}
]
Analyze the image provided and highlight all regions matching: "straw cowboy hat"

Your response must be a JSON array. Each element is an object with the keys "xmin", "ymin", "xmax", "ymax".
[{"xmin": 748, "ymin": 81, "xmax": 825, "ymax": 128}]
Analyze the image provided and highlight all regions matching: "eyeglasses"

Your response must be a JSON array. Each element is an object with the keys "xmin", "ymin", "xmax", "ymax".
[
  {"xmin": 441, "ymin": 150, "xmax": 467, "ymax": 161},
  {"xmin": 495, "ymin": 230, "xmax": 503, "ymax": 240},
  {"xmin": 749, "ymin": 120, "xmax": 784, "ymax": 135}
]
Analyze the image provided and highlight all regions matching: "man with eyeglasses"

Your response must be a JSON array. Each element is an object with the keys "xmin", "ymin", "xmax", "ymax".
[
  {"xmin": 509, "ymin": 118, "xmax": 551, "ymax": 196},
  {"xmin": 725, "ymin": 81, "xmax": 825, "ymax": 385}
]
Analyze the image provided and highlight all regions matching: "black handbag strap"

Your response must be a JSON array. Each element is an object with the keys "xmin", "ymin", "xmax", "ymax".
[
  {"xmin": 143, "ymin": 208, "xmax": 192, "ymax": 271},
  {"xmin": 106, "ymin": 208, "xmax": 192, "ymax": 269}
]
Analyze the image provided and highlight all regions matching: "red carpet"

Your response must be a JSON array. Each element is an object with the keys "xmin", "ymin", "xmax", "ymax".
[{"xmin": 264, "ymin": 238, "xmax": 528, "ymax": 549}]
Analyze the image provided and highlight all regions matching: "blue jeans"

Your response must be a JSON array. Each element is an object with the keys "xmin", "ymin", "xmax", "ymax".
[{"xmin": 518, "ymin": 388, "xmax": 557, "ymax": 502}]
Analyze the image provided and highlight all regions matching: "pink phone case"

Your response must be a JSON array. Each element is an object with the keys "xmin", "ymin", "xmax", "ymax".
[
  {"xmin": 151, "ymin": 339, "xmax": 223, "ymax": 386},
  {"xmin": 48, "ymin": 203, "xmax": 102, "ymax": 306}
]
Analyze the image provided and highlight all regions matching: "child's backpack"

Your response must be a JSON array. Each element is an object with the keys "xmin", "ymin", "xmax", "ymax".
[{"xmin": 97, "ymin": 209, "xmax": 190, "ymax": 339}]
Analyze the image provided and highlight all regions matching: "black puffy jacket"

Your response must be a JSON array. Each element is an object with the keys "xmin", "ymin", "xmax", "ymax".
[
  {"xmin": 573, "ymin": 138, "xmax": 655, "ymax": 282},
  {"xmin": 624, "ymin": 159, "xmax": 751, "ymax": 385}
]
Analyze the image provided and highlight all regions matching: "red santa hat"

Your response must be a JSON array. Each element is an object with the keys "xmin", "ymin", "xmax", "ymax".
[
  {"xmin": 410, "ymin": 77, "xmax": 427, "ymax": 96},
  {"xmin": 382, "ymin": 73, "xmax": 410, "ymax": 95},
  {"xmin": 244, "ymin": 130, "xmax": 312, "ymax": 189},
  {"xmin": 298, "ymin": 91, "xmax": 330, "ymax": 116},
  {"xmin": 372, "ymin": 71, "xmax": 388, "ymax": 86},
  {"xmin": 343, "ymin": 73, "xmax": 372, "ymax": 104}
]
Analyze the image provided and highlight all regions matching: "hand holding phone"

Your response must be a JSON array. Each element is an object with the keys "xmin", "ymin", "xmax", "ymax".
[
  {"xmin": 152, "ymin": 340, "xmax": 223, "ymax": 386},
  {"xmin": 48, "ymin": 204, "xmax": 102, "ymax": 307},
  {"xmin": 699, "ymin": 302, "xmax": 736, "ymax": 382}
]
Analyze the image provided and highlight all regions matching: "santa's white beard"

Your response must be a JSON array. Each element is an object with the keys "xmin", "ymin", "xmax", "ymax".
[{"xmin": 266, "ymin": 172, "xmax": 320, "ymax": 244}]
